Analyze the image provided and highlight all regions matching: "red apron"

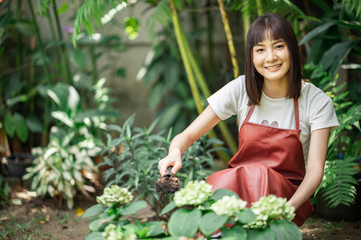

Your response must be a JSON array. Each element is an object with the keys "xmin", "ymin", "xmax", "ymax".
[{"xmin": 207, "ymin": 99, "xmax": 314, "ymax": 226}]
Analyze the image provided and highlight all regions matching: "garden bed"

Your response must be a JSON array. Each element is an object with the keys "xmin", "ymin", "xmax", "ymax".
[{"xmin": 0, "ymin": 182, "xmax": 360, "ymax": 240}]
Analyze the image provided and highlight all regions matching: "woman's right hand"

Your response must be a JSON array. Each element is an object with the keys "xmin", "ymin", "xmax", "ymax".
[{"xmin": 158, "ymin": 152, "xmax": 182, "ymax": 176}]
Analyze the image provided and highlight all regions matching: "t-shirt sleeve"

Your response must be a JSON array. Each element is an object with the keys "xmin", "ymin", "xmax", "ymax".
[
  {"xmin": 207, "ymin": 76, "xmax": 244, "ymax": 120},
  {"xmin": 309, "ymin": 89, "xmax": 340, "ymax": 132}
]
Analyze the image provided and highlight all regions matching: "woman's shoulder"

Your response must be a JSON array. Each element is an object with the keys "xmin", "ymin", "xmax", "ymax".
[{"xmin": 301, "ymin": 80, "xmax": 331, "ymax": 101}]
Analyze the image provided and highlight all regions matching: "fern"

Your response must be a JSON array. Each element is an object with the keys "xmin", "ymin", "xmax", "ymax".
[
  {"xmin": 307, "ymin": 63, "xmax": 361, "ymax": 208},
  {"xmin": 339, "ymin": 0, "xmax": 361, "ymax": 20},
  {"xmin": 228, "ymin": 0, "xmax": 305, "ymax": 21},
  {"xmin": 72, "ymin": 0, "xmax": 127, "ymax": 46},
  {"xmin": 320, "ymin": 157, "xmax": 358, "ymax": 208}
]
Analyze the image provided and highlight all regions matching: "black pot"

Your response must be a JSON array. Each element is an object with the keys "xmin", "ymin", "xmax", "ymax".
[{"xmin": 6, "ymin": 153, "xmax": 34, "ymax": 178}]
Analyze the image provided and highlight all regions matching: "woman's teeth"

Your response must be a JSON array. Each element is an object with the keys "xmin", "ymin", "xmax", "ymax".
[{"xmin": 265, "ymin": 64, "xmax": 281, "ymax": 69}]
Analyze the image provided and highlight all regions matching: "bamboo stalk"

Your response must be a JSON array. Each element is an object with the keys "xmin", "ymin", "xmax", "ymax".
[
  {"xmin": 52, "ymin": 0, "xmax": 72, "ymax": 84},
  {"xmin": 170, "ymin": 0, "xmax": 234, "ymax": 162},
  {"xmin": 169, "ymin": 0, "xmax": 203, "ymax": 115},
  {"xmin": 217, "ymin": 0, "xmax": 239, "ymax": 78},
  {"xmin": 256, "ymin": 0, "xmax": 263, "ymax": 16}
]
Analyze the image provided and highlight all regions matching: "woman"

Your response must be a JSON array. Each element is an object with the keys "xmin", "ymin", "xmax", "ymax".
[{"xmin": 158, "ymin": 13, "xmax": 339, "ymax": 225}]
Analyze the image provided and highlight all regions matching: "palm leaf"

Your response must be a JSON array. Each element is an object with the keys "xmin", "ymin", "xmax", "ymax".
[{"xmin": 72, "ymin": 0, "xmax": 127, "ymax": 46}]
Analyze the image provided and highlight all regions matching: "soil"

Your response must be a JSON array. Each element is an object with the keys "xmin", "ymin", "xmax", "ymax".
[{"xmin": 1, "ymin": 183, "xmax": 360, "ymax": 240}]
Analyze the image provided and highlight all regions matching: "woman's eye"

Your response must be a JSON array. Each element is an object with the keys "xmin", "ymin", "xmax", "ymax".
[
  {"xmin": 275, "ymin": 44, "xmax": 284, "ymax": 49},
  {"xmin": 256, "ymin": 48, "xmax": 264, "ymax": 53}
]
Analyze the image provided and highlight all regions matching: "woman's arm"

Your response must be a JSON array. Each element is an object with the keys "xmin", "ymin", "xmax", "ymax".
[
  {"xmin": 158, "ymin": 105, "xmax": 221, "ymax": 176},
  {"xmin": 288, "ymin": 127, "xmax": 331, "ymax": 209}
]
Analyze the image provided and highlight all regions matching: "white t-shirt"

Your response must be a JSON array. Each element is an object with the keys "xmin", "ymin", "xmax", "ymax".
[{"xmin": 207, "ymin": 75, "xmax": 340, "ymax": 162}]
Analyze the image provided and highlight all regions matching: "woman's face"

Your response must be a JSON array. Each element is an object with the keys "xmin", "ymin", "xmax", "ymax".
[{"xmin": 252, "ymin": 37, "xmax": 290, "ymax": 83}]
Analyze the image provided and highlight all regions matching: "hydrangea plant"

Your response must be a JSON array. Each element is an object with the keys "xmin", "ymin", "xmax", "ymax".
[
  {"xmin": 83, "ymin": 182, "xmax": 303, "ymax": 240},
  {"xmin": 210, "ymin": 195, "xmax": 247, "ymax": 216},
  {"xmin": 96, "ymin": 185, "xmax": 133, "ymax": 207},
  {"xmin": 174, "ymin": 180, "xmax": 213, "ymax": 207},
  {"xmin": 245, "ymin": 194, "xmax": 296, "ymax": 229}
]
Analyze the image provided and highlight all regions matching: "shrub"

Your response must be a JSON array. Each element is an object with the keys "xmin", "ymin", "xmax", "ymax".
[{"xmin": 98, "ymin": 114, "xmax": 222, "ymax": 216}]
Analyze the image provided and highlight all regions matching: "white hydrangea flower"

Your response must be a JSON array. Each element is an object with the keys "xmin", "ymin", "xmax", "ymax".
[
  {"xmin": 244, "ymin": 194, "xmax": 295, "ymax": 229},
  {"xmin": 210, "ymin": 195, "xmax": 247, "ymax": 216},
  {"xmin": 96, "ymin": 185, "xmax": 133, "ymax": 207},
  {"xmin": 102, "ymin": 224, "xmax": 137, "ymax": 240},
  {"xmin": 174, "ymin": 180, "xmax": 213, "ymax": 207}
]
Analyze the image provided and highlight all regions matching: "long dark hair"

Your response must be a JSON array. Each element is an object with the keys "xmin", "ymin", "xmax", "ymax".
[{"xmin": 245, "ymin": 13, "xmax": 302, "ymax": 105}]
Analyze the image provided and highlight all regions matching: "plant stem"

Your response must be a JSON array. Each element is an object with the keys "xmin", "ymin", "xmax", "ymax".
[
  {"xmin": 27, "ymin": 0, "xmax": 51, "ymax": 146},
  {"xmin": 217, "ymin": 0, "xmax": 239, "ymax": 78},
  {"xmin": 52, "ymin": 0, "xmax": 72, "ymax": 84}
]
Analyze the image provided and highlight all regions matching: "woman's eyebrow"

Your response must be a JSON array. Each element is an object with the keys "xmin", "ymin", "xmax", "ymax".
[{"xmin": 254, "ymin": 39, "xmax": 285, "ymax": 47}]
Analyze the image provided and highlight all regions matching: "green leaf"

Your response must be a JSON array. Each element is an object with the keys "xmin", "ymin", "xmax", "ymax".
[
  {"xmin": 82, "ymin": 204, "xmax": 104, "ymax": 218},
  {"xmin": 145, "ymin": 221, "xmax": 166, "ymax": 237},
  {"xmin": 71, "ymin": 48, "xmax": 88, "ymax": 69},
  {"xmin": 199, "ymin": 212, "xmax": 228, "ymax": 236},
  {"xmin": 247, "ymin": 228, "xmax": 276, "ymax": 240},
  {"xmin": 116, "ymin": 68, "xmax": 126, "ymax": 78},
  {"xmin": 168, "ymin": 208, "xmax": 201, "ymax": 237},
  {"xmin": 121, "ymin": 200, "xmax": 147, "ymax": 215},
  {"xmin": 13, "ymin": 113, "xmax": 29, "ymax": 142},
  {"xmin": 89, "ymin": 219, "xmax": 105, "ymax": 231},
  {"xmin": 160, "ymin": 201, "xmax": 176, "ymax": 215},
  {"xmin": 299, "ymin": 22, "xmax": 335, "ymax": 45},
  {"xmin": 26, "ymin": 115, "xmax": 43, "ymax": 133},
  {"xmin": 84, "ymin": 231, "xmax": 104, "ymax": 240},
  {"xmin": 234, "ymin": 209, "xmax": 257, "ymax": 225},
  {"xmin": 270, "ymin": 219, "xmax": 302, "ymax": 240},
  {"xmin": 4, "ymin": 113, "xmax": 15, "ymax": 137},
  {"xmin": 211, "ymin": 188, "xmax": 239, "ymax": 201},
  {"xmin": 221, "ymin": 225, "xmax": 247, "ymax": 240},
  {"xmin": 57, "ymin": 3, "xmax": 69, "ymax": 15},
  {"xmin": 14, "ymin": 20, "xmax": 36, "ymax": 36},
  {"xmin": 319, "ymin": 40, "xmax": 360, "ymax": 77}
]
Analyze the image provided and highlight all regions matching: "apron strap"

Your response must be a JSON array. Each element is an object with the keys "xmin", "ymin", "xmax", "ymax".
[
  {"xmin": 244, "ymin": 104, "xmax": 255, "ymax": 123},
  {"xmin": 294, "ymin": 98, "xmax": 300, "ymax": 131},
  {"xmin": 245, "ymin": 99, "xmax": 300, "ymax": 131}
]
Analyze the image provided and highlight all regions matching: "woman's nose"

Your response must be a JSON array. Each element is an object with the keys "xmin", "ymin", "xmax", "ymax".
[{"xmin": 266, "ymin": 49, "xmax": 277, "ymax": 61}]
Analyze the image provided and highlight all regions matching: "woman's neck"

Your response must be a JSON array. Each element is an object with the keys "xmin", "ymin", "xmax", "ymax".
[{"xmin": 262, "ymin": 79, "xmax": 289, "ymax": 98}]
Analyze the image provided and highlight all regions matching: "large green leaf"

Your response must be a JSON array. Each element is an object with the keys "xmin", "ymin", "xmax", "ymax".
[
  {"xmin": 211, "ymin": 188, "xmax": 239, "ymax": 201},
  {"xmin": 4, "ymin": 113, "xmax": 15, "ymax": 137},
  {"xmin": 299, "ymin": 22, "xmax": 335, "ymax": 46},
  {"xmin": 319, "ymin": 40, "xmax": 360, "ymax": 77},
  {"xmin": 71, "ymin": 48, "xmax": 88, "ymax": 69},
  {"xmin": 234, "ymin": 209, "xmax": 257, "ymax": 225},
  {"xmin": 121, "ymin": 200, "xmax": 147, "ymax": 215},
  {"xmin": 47, "ymin": 83, "xmax": 80, "ymax": 113},
  {"xmin": 199, "ymin": 212, "xmax": 228, "ymax": 236},
  {"xmin": 84, "ymin": 231, "xmax": 104, "ymax": 240},
  {"xmin": 13, "ymin": 113, "xmax": 29, "ymax": 142},
  {"xmin": 26, "ymin": 115, "xmax": 43, "ymax": 133},
  {"xmin": 168, "ymin": 208, "xmax": 201, "ymax": 237},
  {"xmin": 270, "ymin": 219, "xmax": 302, "ymax": 240},
  {"xmin": 247, "ymin": 228, "xmax": 276, "ymax": 240},
  {"xmin": 221, "ymin": 225, "xmax": 247, "ymax": 240},
  {"xmin": 160, "ymin": 201, "xmax": 176, "ymax": 215},
  {"xmin": 82, "ymin": 204, "xmax": 104, "ymax": 218}
]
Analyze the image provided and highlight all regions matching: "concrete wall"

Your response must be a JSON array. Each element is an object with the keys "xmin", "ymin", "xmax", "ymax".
[{"xmin": 20, "ymin": 0, "xmax": 242, "ymax": 128}]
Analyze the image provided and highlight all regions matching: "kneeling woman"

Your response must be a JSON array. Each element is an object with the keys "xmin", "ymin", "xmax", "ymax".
[{"xmin": 158, "ymin": 13, "xmax": 339, "ymax": 226}]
